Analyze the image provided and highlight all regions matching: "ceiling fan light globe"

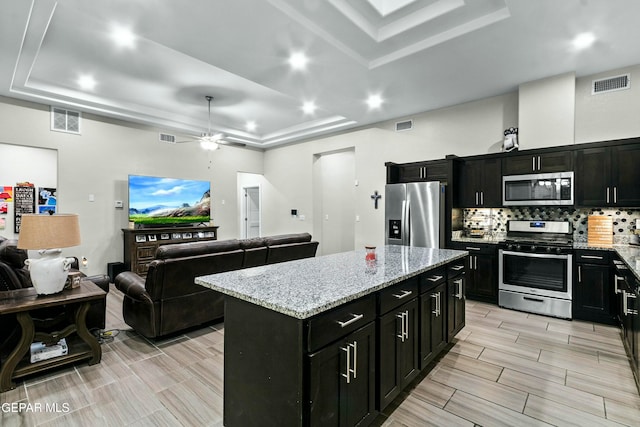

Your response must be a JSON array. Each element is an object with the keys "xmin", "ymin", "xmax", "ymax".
[{"xmin": 200, "ymin": 140, "xmax": 219, "ymax": 151}]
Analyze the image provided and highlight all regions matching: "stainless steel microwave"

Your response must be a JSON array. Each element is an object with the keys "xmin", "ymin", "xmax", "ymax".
[{"xmin": 502, "ymin": 172, "xmax": 574, "ymax": 206}]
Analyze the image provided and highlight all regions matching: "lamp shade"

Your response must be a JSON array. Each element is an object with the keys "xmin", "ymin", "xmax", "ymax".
[{"xmin": 17, "ymin": 213, "xmax": 81, "ymax": 250}]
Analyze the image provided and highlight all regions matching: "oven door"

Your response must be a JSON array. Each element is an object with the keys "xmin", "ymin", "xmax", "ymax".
[
  {"xmin": 499, "ymin": 250, "xmax": 572, "ymax": 300},
  {"xmin": 503, "ymin": 172, "xmax": 574, "ymax": 206}
]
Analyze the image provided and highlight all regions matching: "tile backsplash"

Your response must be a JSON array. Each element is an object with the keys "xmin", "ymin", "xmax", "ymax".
[{"xmin": 462, "ymin": 207, "xmax": 640, "ymax": 244}]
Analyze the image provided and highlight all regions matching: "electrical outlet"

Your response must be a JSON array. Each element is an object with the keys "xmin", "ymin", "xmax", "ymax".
[
  {"xmin": 115, "ymin": 200, "xmax": 123, "ymax": 208},
  {"xmin": 81, "ymin": 256, "xmax": 88, "ymax": 267}
]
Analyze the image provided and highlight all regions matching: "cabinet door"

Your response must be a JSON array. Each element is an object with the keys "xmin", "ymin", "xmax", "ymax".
[
  {"xmin": 398, "ymin": 165, "xmax": 424, "ymax": 183},
  {"xmin": 420, "ymin": 283, "xmax": 447, "ymax": 369},
  {"xmin": 479, "ymin": 158, "xmax": 502, "ymax": 207},
  {"xmin": 308, "ymin": 322, "xmax": 377, "ymax": 427},
  {"xmin": 472, "ymin": 254, "xmax": 498, "ymax": 303},
  {"xmin": 447, "ymin": 275, "xmax": 466, "ymax": 341},
  {"xmin": 575, "ymin": 147, "xmax": 610, "ymax": 206},
  {"xmin": 573, "ymin": 263, "xmax": 612, "ymax": 323},
  {"xmin": 456, "ymin": 160, "xmax": 480, "ymax": 207},
  {"xmin": 502, "ymin": 154, "xmax": 538, "ymax": 175},
  {"xmin": 539, "ymin": 151, "xmax": 573, "ymax": 173},
  {"xmin": 611, "ymin": 144, "xmax": 640, "ymax": 207},
  {"xmin": 377, "ymin": 299, "xmax": 419, "ymax": 410}
]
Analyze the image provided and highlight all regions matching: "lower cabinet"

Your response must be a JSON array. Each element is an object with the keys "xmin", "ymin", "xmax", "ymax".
[
  {"xmin": 447, "ymin": 263, "xmax": 466, "ymax": 342},
  {"xmin": 308, "ymin": 322, "xmax": 377, "ymax": 427},
  {"xmin": 573, "ymin": 250, "xmax": 615, "ymax": 324},
  {"xmin": 419, "ymin": 282, "xmax": 447, "ymax": 369},
  {"xmin": 449, "ymin": 243, "xmax": 497, "ymax": 303}
]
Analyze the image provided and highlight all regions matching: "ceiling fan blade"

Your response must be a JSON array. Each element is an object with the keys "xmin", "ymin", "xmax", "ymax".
[{"xmin": 217, "ymin": 139, "xmax": 246, "ymax": 147}]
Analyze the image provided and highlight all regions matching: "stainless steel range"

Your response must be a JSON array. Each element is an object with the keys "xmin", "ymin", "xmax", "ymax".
[{"xmin": 498, "ymin": 220, "xmax": 573, "ymax": 319}]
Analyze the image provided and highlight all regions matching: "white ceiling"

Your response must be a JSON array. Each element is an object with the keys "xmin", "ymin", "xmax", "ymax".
[{"xmin": 2, "ymin": 0, "xmax": 640, "ymax": 149}]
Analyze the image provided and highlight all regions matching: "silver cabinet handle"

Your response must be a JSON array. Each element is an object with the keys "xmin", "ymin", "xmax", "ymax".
[
  {"xmin": 455, "ymin": 278, "xmax": 464, "ymax": 299},
  {"xmin": 623, "ymin": 290, "xmax": 628, "ymax": 315},
  {"xmin": 578, "ymin": 265, "xmax": 582, "ymax": 283},
  {"xmin": 607, "ymin": 187, "xmax": 610, "ymax": 203},
  {"xmin": 451, "ymin": 264, "xmax": 464, "ymax": 271},
  {"xmin": 393, "ymin": 289, "xmax": 413, "ymax": 299},
  {"xmin": 614, "ymin": 275, "xmax": 623, "ymax": 294},
  {"xmin": 465, "ymin": 247, "xmax": 481, "ymax": 251},
  {"xmin": 351, "ymin": 341, "xmax": 357, "ymax": 379},
  {"xmin": 474, "ymin": 256, "xmax": 477, "ymax": 270},
  {"xmin": 624, "ymin": 291, "xmax": 638, "ymax": 315},
  {"xmin": 469, "ymin": 257, "xmax": 473, "ymax": 269},
  {"xmin": 532, "ymin": 157, "xmax": 536, "ymax": 171},
  {"xmin": 581, "ymin": 255, "xmax": 603, "ymax": 260},
  {"xmin": 396, "ymin": 312, "xmax": 405, "ymax": 341},
  {"xmin": 396, "ymin": 311, "xmax": 408, "ymax": 342},
  {"xmin": 341, "ymin": 344, "xmax": 351, "ymax": 383},
  {"xmin": 480, "ymin": 191, "xmax": 484, "ymax": 206},
  {"xmin": 337, "ymin": 313, "xmax": 364, "ymax": 328},
  {"xmin": 537, "ymin": 156, "xmax": 541, "ymax": 171},
  {"xmin": 426, "ymin": 275, "xmax": 443, "ymax": 282},
  {"xmin": 431, "ymin": 293, "xmax": 440, "ymax": 316},
  {"xmin": 403, "ymin": 311, "xmax": 409, "ymax": 341},
  {"xmin": 475, "ymin": 192, "xmax": 479, "ymax": 205},
  {"xmin": 614, "ymin": 186, "xmax": 618, "ymax": 204}
]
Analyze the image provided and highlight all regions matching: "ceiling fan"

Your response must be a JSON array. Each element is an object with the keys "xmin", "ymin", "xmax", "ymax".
[{"xmin": 172, "ymin": 96, "xmax": 245, "ymax": 149}]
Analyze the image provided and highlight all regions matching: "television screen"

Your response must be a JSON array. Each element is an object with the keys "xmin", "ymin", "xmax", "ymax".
[{"xmin": 128, "ymin": 175, "xmax": 210, "ymax": 225}]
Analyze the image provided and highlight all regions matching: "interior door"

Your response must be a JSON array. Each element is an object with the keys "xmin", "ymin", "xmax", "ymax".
[{"xmin": 243, "ymin": 186, "xmax": 260, "ymax": 238}]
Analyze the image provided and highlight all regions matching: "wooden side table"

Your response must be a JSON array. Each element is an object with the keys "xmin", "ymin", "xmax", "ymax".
[{"xmin": 0, "ymin": 280, "xmax": 106, "ymax": 392}]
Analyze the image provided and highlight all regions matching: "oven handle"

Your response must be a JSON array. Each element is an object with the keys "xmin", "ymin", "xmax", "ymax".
[{"xmin": 500, "ymin": 250, "xmax": 571, "ymax": 260}]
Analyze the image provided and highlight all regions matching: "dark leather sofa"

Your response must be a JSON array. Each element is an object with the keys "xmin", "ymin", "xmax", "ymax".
[
  {"xmin": 0, "ymin": 237, "xmax": 111, "ymax": 345},
  {"xmin": 114, "ymin": 233, "xmax": 319, "ymax": 339}
]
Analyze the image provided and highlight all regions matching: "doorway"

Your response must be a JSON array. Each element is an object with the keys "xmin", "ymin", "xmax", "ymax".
[{"xmin": 242, "ymin": 186, "xmax": 261, "ymax": 239}]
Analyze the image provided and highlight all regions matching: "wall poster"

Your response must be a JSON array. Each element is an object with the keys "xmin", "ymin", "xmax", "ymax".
[
  {"xmin": 38, "ymin": 187, "xmax": 57, "ymax": 214},
  {"xmin": 14, "ymin": 183, "xmax": 35, "ymax": 233}
]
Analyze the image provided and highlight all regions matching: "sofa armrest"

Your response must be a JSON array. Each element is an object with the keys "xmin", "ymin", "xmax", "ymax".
[{"xmin": 114, "ymin": 272, "xmax": 153, "ymax": 304}]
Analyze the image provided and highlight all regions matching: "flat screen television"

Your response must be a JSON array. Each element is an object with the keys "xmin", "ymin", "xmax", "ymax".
[{"xmin": 128, "ymin": 174, "xmax": 210, "ymax": 226}]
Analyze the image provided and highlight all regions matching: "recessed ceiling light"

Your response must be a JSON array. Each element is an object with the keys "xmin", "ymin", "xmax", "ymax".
[
  {"xmin": 366, "ymin": 94, "xmax": 384, "ymax": 110},
  {"xmin": 301, "ymin": 100, "xmax": 317, "ymax": 115},
  {"xmin": 288, "ymin": 52, "xmax": 309, "ymax": 71},
  {"xmin": 245, "ymin": 121, "xmax": 257, "ymax": 132},
  {"xmin": 572, "ymin": 32, "xmax": 596, "ymax": 50},
  {"xmin": 77, "ymin": 74, "xmax": 96, "ymax": 91},
  {"xmin": 111, "ymin": 25, "xmax": 136, "ymax": 49}
]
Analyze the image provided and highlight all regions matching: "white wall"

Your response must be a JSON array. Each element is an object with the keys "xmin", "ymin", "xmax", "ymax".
[{"xmin": 0, "ymin": 97, "xmax": 264, "ymax": 276}]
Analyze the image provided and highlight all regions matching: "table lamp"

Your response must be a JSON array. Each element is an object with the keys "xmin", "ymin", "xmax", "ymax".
[{"xmin": 17, "ymin": 213, "xmax": 81, "ymax": 295}]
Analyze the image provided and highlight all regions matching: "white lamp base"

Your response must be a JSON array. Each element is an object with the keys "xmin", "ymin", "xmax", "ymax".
[{"xmin": 24, "ymin": 249, "xmax": 74, "ymax": 295}]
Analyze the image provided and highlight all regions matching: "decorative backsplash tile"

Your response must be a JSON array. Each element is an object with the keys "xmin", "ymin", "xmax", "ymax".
[{"xmin": 462, "ymin": 207, "xmax": 640, "ymax": 244}]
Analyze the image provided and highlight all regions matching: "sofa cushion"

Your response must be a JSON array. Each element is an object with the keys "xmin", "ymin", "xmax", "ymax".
[
  {"xmin": 0, "ymin": 239, "xmax": 28, "ymax": 269},
  {"xmin": 264, "ymin": 233, "xmax": 312, "ymax": 247},
  {"xmin": 238, "ymin": 237, "xmax": 266, "ymax": 249},
  {"xmin": 155, "ymin": 239, "xmax": 241, "ymax": 260}
]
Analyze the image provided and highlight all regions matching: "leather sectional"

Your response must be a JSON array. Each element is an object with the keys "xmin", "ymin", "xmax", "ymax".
[{"xmin": 114, "ymin": 233, "xmax": 319, "ymax": 339}]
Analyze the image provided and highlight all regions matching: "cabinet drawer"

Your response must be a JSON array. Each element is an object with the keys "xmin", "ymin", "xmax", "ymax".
[
  {"xmin": 378, "ymin": 277, "xmax": 419, "ymax": 315},
  {"xmin": 306, "ymin": 294, "xmax": 376, "ymax": 353},
  {"xmin": 136, "ymin": 245, "xmax": 156, "ymax": 259},
  {"xmin": 419, "ymin": 267, "xmax": 446, "ymax": 293},
  {"xmin": 575, "ymin": 250, "xmax": 610, "ymax": 265},
  {"xmin": 448, "ymin": 259, "xmax": 467, "ymax": 278}
]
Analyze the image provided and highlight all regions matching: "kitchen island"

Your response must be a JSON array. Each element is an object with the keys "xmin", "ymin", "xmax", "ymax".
[{"xmin": 196, "ymin": 245, "xmax": 468, "ymax": 427}]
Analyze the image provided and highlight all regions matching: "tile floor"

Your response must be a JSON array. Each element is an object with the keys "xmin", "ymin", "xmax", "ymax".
[{"xmin": 1, "ymin": 286, "xmax": 639, "ymax": 426}]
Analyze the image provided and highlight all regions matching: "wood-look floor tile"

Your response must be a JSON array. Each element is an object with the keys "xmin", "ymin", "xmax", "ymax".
[
  {"xmin": 478, "ymin": 347, "xmax": 567, "ymax": 384},
  {"xmin": 75, "ymin": 348, "xmax": 135, "ymax": 390},
  {"xmin": 498, "ymin": 368, "xmax": 606, "ymax": 417},
  {"xmin": 410, "ymin": 377, "xmax": 455, "ymax": 409},
  {"xmin": 185, "ymin": 356, "xmax": 224, "ymax": 397},
  {"xmin": 465, "ymin": 305, "xmax": 491, "ymax": 316},
  {"xmin": 566, "ymin": 370, "xmax": 640, "ymax": 407},
  {"xmin": 36, "ymin": 402, "xmax": 113, "ymax": 427},
  {"xmin": 465, "ymin": 331, "xmax": 541, "ymax": 360},
  {"xmin": 448, "ymin": 339, "xmax": 484, "ymax": 359},
  {"xmin": 444, "ymin": 390, "xmax": 554, "ymax": 427},
  {"xmin": 516, "ymin": 334, "xmax": 599, "ymax": 360},
  {"xmin": 498, "ymin": 316, "xmax": 551, "ymax": 333},
  {"xmin": 126, "ymin": 409, "xmax": 183, "ymax": 427},
  {"xmin": 0, "ymin": 383, "xmax": 26, "ymax": 403},
  {"xmin": 464, "ymin": 312, "xmax": 503, "ymax": 328},
  {"xmin": 570, "ymin": 335, "xmax": 628, "ymax": 355},
  {"xmin": 0, "ymin": 408, "xmax": 37, "ymax": 427},
  {"xmin": 440, "ymin": 352, "xmax": 504, "ymax": 381},
  {"xmin": 25, "ymin": 369, "xmax": 92, "ymax": 415},
  {"xmin": 382, "ymin": 394, "xmax": 473, "ymax": 427},
  {"xmin": 524, "ymin": 394, "xmax": 625, "ymax": 427},
  {"xmin": 429, "ymin": 364, "xmax": 527, "ymax": 412},
  {"xmin": 598, "ymin": 349, "xmax": 633, "ymax": 367},
  {"xmin": 514, "ymin": 327, "xmax": 571, "ymax": 345},
  {"xmin": 156, "ymin": 376, "xmax": 223, "ymax": 426},
  {"xmin": 128, "ymin": 353, "xmax": 195, "ymax": 393},
  {"xmin": 105, "ymin": 334, "xmax": 162, "ymax": 363},
  {"xmin": 485, "ymin": 306, "xmax": 531, "ymax": 321},
  {"xmin": 463, "ymin": 324, "xmax": 519, "ymax": 342},
  {"xmin": 157, "ymin": 335, "xmax": 217, "ymax": 367},
  {"xmin": 560, "ymin": 325, "xmax": 626, "ymax": 349},
  {"xmin": 604, "ymin": 398, "xmax": 640, "ymax": 426}
]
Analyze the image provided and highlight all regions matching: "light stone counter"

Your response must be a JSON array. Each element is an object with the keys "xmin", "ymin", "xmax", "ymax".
[{"xmin": 196, "ymin": 245, "xmax": 467, "ymax": 320}]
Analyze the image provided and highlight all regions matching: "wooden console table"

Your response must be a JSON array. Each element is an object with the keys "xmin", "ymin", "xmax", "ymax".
[{"xmin": 0, "ymin": 280, "xmax": 106, "ymax": 392}]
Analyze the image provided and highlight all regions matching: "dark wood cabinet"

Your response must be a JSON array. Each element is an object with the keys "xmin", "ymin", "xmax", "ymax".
[
  {"xmin": 447, "ymin": 260, "xmax": 466, "ymax": 341},
  {"xmin": 377, "ymin": 298, "xmax": 419, "ymax": 410},
  {"xmin": 573, "ymin": 250, "xmax": 615, "ymax": 324},
  {"xmin": 385, "ymin": 160, "xmax": 448, "ymax": 184},
  {"xmin": 575, "ymin": 142, "xmax": 640, "ymax": 207},
  {"xmin": 122, "ymin": 226, "xmax": 218, "ymax": 277},
  {"xmin": 450, "ymin": 243, "xmax": 498, "ymax": 304},
  {"xmin": 309, "ymin": 322, "xmax": 377, "ymax": 427},
  {"xmin": 455, "ymin": 158, "xmax": 501, "ymax": 207},
  {"xmin": 502, "ymin": 150, "xmax": 572, "ymax": 175},
  {"xmin": 419, "ymin": 282, "xmax": 447, "ymax": 369}
]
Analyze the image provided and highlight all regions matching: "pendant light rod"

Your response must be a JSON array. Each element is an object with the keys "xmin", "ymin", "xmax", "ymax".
[{"xmin": 205, "ymin": 95, "xmax": 213, "ymax": 135}]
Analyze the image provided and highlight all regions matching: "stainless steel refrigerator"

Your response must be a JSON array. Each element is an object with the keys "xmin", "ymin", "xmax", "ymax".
[{"xmin": 385, "ymin": 181, "xmax": 445, "ymax": 248}]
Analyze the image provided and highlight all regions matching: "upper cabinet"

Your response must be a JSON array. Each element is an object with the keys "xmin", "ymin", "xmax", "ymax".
[
  {"xmin": 575, "ymin": 142, "xmax": 640, "ymax": 207},
  {"xmin": 455, "ymin": 158, "xmax": 501, "ymax": 207},
  {"xmin": 502, "ymin": 151, "xmax": 573, "ymax": 175},
  {"xmin": 386, "ymin": 160, "xmax": 449, "ymax": 184}
]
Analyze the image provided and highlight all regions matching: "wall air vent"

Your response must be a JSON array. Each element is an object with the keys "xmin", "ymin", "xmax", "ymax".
[
  {"xmin": 50, "ymin": 107, "xmax": 81, "ymax": 134},
  {"xmin": 592, "ymin": 74, "xmax": 630, "ymax": 94},
  {"xmin": 395, "ymin": 120, "xmax": 413, "ymax": 132},
  {"xmin": 159, "ymin": 133, "xmax": 177, "ymax": 144}
]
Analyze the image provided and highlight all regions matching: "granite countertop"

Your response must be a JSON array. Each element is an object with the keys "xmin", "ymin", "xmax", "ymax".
[
  {"xmin": 612, "ymin": 245, "xmax": 640, "ymax": 282},
  {"xmin": 195, "ymin": 245, "xmax": 467, "ymax": 320},
  {"xmin": 451, "ymin": 236, "xmax": 503, "ymax": 244}
]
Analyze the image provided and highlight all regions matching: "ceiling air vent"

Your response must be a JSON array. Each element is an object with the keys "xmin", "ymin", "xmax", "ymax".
[
  {"xmin": 395, "ymin": 119, "xmax": 413, "ymax": 132},
  {"xmin": 159, "ymin": 133, "xmax": 177, "ymax": 144},
  {"xmin": 592, "ymin": 74, "xmax": 630, "ymax": 94},
  {"xmin": 50, "ymin": 107, "xmax": 81, "ymax": 134}
]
